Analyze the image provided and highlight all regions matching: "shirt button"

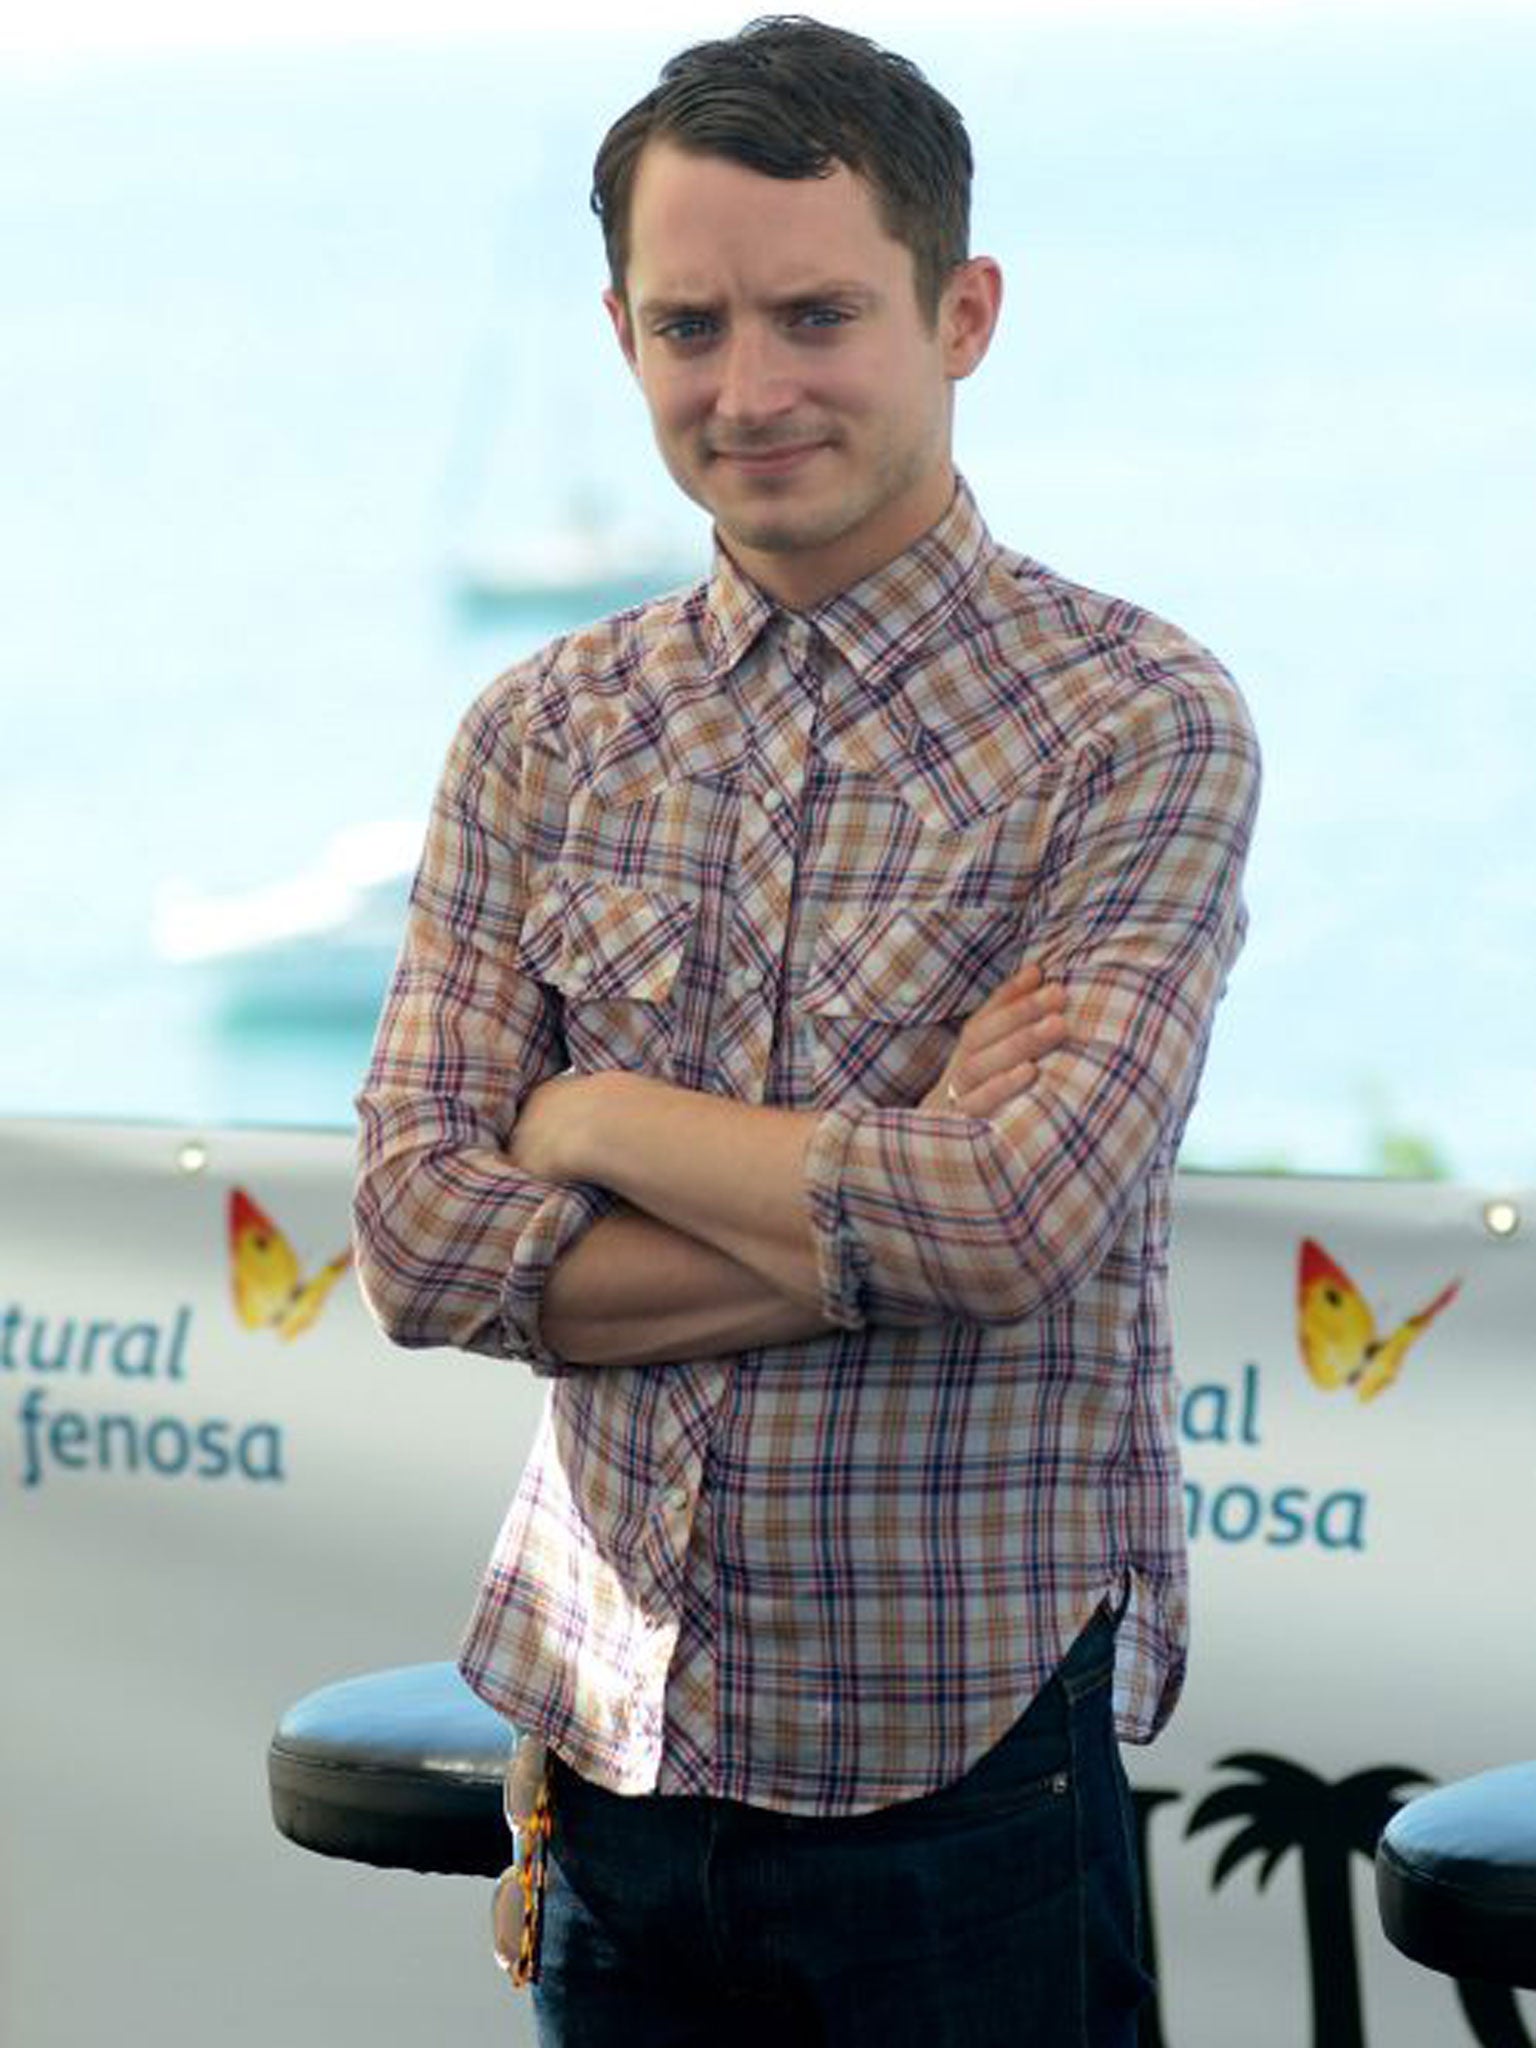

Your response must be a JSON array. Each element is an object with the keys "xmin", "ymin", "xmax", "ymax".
[
  {"xmin": 759, "ymin": 787, "xmax": 782, "ymax": 814},
  {"xmin": 667, "ymin": 1486, "xmax": 691, "ymax": 1516}
]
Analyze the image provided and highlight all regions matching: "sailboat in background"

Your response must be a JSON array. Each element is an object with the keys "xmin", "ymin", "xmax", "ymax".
[
  {"xmin": 439, "ymin": 234, "xmax": 700, "ymax": 617},
  {"xmin": 449, "ymin": 484, "xmax": 698, "ymax": 616},
  {"xmin": 151, "ymin": 820, "xmax": 423, "ymax": 1024},
  {"xmin": 152, "ymin": 231, "xmax": 700, "ymax": 1025}
]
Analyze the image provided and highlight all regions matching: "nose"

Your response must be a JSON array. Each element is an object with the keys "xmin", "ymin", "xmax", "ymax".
[{"xmin": 713, "ymin": 323, "xmax": 796, "ymax": 428}]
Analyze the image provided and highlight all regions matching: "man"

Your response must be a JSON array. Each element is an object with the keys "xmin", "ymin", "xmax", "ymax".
[{"xmin": 354, "ymin": 18, "xmax": 1259, "ymax": 2046}]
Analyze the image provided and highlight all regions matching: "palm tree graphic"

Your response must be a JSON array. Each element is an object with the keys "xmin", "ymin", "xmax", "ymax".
[{"xmin": 1187, "ymin": 1751, "xmax": 1427, "ymax": 2048}]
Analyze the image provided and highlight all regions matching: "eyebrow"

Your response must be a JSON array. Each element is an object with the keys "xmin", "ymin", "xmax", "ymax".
[{"xmin": 636, "ymin": 282, "xmax": 883, "ymax": 323}]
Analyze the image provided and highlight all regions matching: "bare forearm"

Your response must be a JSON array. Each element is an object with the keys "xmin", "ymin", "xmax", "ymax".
[
  {"xmin": 542, "ymin": 1207, "xmax": 832, "ymax": 1366},
  {"xmin": 514, "ymin": 1073, "xmax": 824, "ymax": 1302},
  {"xmin": 510, "ymin": 969, "xmax": 1072, "ymax": 1327}
]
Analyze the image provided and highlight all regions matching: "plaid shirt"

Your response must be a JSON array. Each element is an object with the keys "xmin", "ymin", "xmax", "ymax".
[{"xmin": 354, "ymin": 480, "xmax": 1260, "ymax": 1816}]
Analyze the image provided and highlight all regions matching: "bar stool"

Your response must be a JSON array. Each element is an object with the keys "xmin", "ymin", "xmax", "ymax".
[
  {"xmin": 1376, "ymin": 1762, "xmax": 1536, "ymax": 1989},
  {"xmin": 268, "ymin": 1661, "xmax": 512, "ymax": 1877}
]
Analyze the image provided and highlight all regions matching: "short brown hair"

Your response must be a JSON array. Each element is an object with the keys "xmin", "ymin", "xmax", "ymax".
[{"xmin": 591, "ymin": 16, "xmax": 973, "ymax": 322}]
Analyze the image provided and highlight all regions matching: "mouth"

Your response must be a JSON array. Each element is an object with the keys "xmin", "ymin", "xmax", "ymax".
[{"xmin": 708, "ymin": 440, "xmax": 828, "ymax": 476}]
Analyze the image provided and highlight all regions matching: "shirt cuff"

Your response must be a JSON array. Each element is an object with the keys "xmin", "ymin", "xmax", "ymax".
[
  {"xmin": 500, "ymin": 1181, "xmax": 617, "ymax": 1374},
  {"xmin": 801, "ymin": 1106, "xmax": 871, "ymax": 1333}
]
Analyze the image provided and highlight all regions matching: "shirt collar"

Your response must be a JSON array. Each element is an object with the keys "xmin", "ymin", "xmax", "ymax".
[
  {"xmin": 702, "ymin": 475, "xmax": 994, "ymax": 690},
  {"xmin": 806, "ymin": 477, "xmax": 993, "ymax": 691},
  {"xmin": 595, "ymin": 479, "xmax": 1007, "ymax": 819}
]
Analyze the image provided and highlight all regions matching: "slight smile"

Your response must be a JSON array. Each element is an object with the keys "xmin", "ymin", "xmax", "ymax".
[{"xmin": 709, "ymin": 441, "xmax": 829, "ymax": 475}]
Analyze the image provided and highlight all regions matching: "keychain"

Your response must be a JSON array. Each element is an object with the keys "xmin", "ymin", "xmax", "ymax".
[{"xmin": 492, "ymin": 1736, "xmax": 552, "ymax": 1989}]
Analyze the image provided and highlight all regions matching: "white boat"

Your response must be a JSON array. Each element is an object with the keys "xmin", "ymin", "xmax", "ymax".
[
  {"xmin": 450, "ymin": 515, "xmax": 698, "ymax": 614},
  {"xmin": 151, "ymin": 820, "xmax": 422, "ymax": 1023}
]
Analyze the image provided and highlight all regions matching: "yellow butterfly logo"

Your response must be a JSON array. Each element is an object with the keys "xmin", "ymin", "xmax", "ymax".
[
  {"xmin": 228, "ymin": 1188, "xmax": 352, "ymax": 1340},
  {"xmin": 1296, "ymin": 1237, "xmax": 1460, "ymax": 1403}
]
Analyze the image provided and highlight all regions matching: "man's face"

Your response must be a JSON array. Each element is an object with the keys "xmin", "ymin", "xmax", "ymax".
[{"xmin": 607, "ymin": 141, "xmax": 998, "ymax": 609}]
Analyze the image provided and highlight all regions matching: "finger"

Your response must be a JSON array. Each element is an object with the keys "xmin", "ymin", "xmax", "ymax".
[
  {"xmin": 954, "ymin": 1059, "xmax": 1039, "ymax": 1119},
  {"xmin": 954, "ymin": 1032, "xmax": 1023, "ymax": 1095},
  {"xmin": 959, "ymin": 998, "xmax": 1053, "ymax": 1067},
  {"xmin": 958, "ymin": 1040, "xmax": 1056, "ymax": 1105},
  {"xmin": 959, "ymin": 963, "xmax": 1043, "ymax": 1029},
  {"xmin": 948, "ymin": 1018, "xmax": 1066, "ymax": 1113},
  {"xmin": 1002, "ymin": 963, "xmax": 1068, "ymax": 1010},
  {"xmin": 1020, "ymin": 1006, "xmax": 1068, "ymax": 1052},
  {"xmin": 1016, "ymin": 978, "xmax": 1067, "ymax": 1020},
  {"xmin": 955, "ymin": 1002, "xmax": 1067, "ymax": 1087},
  {"xmin": 983, "ymin": 963, "xmax": 1052, "ymax": 1012},
  {"xmin": 962, "ymin": 976, "xmax": 1067, "ymax": 1048}
]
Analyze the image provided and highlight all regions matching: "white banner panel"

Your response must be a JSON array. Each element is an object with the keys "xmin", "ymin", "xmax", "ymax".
[
  {"xmin": 1148, "ymin": 1174, "xmax": 1535, "ymax": 2048},
  {"xmin": 2, "ymin": 1119, "xmax": 1532, "ymax": 2048}
]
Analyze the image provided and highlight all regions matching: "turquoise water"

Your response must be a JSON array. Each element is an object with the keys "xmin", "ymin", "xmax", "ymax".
[{"xmin": 2, "ymin": 19, "xmax": 1532, "ymax": 1180}]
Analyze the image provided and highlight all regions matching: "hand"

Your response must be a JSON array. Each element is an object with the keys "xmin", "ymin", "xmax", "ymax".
[
  {"xmin": 922, "ymin": 962, "xmax": 1067, "ymax": 1119},
  {"xmin": 506, "ymin": 1071, "xmax": 607, "ymax": 1182}
]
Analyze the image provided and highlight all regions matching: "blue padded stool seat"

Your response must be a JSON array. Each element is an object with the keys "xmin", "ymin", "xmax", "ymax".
[
  {"xmin": 1377, "ymin": 1762, "xmax": 1536, "ymax": 1988},
  {"xmin": 268, "ymin": 1661, "xmax": 514, "ymax": 1877}
]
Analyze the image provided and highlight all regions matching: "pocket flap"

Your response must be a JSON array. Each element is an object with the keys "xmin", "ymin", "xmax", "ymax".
[{"xmin": 518, "ymin": 875, "xmax": 696, "ymax": 1003}]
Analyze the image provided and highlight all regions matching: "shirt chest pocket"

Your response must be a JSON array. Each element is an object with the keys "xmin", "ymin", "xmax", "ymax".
[
  {"xmin": 799, "ymin": 901, "xmax": 1022, "ymax": 1106},
  {"xmin": 517, "ymin": 873, "xmax": 697, "ymax": 1077}
]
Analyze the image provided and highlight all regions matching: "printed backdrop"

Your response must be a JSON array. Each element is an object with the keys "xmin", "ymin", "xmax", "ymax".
[{"xmin": 2, "ymin": 1117, "xmax": 1532, "ymax": 2048}]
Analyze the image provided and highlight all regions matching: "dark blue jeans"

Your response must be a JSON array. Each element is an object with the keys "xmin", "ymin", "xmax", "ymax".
[{"xmin": 533, "ymin": 1610, "xmax": 1151, "ymax": 2047}]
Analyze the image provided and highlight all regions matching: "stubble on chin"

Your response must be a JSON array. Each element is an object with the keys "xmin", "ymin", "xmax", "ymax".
[
  {"xmin": 716, "ymin": 507, "xmax": 843, "ymax": 557},
  {"xmin": 707, "ymin": 465, "xmax": 872, "ymax": 561}
]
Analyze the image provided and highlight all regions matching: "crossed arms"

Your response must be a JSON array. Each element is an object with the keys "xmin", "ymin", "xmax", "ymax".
[
  {"xmin": 353, "ymin": 661, "xmax": 1259, "ymax": 1372},
  {"xmin": 502, "ymin": 966, "xmax": 1067, "ymax": 1366}
]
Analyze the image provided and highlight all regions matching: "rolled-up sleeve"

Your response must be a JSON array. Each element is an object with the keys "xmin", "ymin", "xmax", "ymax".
[
  {"xmin": 353, "ymin": 682, "xmax": 608, "ymax": 1369},
  {"xmin": 803, "ymin": 659, "xmax": 1261, "ymax": 1329}
]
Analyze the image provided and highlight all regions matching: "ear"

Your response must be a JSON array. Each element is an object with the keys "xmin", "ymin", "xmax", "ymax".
[
  {"xmin": 940, "ymin": 256, "xmax": 1003, "ymax": 381},
  {"xmin": 604, "ymin": 287, "xmax": 640, "ymax": 377}
]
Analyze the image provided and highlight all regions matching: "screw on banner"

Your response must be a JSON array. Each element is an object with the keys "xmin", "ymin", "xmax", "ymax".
[{"xmin": 1481, "ymin": 1198, "xmax": 1520, "ymax": 1240}]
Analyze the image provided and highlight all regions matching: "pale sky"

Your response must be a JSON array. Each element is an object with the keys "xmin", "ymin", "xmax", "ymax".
[{"xmin": 0, "ymin": 0, "xmax": 1481, "ymax": 65}]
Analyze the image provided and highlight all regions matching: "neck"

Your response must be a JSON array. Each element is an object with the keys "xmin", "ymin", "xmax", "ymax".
[{"xmin": 723, "ymin": 461, "xmax": 957, "ymax": 612}]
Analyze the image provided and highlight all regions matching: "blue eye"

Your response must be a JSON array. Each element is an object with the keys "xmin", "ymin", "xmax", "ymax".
[{"xmin": 657, "ymin": 314, "xmax": 717, "ymax": 344}]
